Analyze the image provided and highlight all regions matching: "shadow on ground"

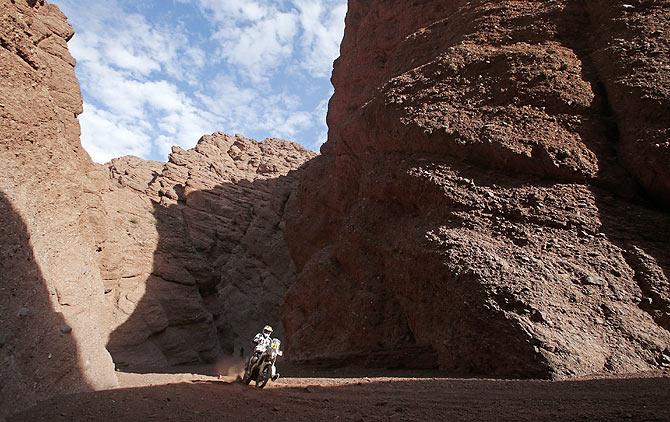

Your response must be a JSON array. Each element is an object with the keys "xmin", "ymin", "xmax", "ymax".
[{"xmin": 10, "ymin": 374, "xmax": 670, "ymax": 422}]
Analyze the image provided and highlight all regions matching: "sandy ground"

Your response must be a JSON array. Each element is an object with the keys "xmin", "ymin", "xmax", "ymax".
[{"xmin": 7, "ymin": 366, "xmax": 670, "ymax": 421}]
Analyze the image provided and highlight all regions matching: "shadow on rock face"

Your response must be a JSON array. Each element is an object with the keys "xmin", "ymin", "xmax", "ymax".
[
  {"xmin": 0, "ymin": 192, "xmax": 91, "ymax": 418},
  {"xmin": 557, "ymin": 0, "xmax": 670, "ymax": 371},
  {"xmin": 104, "ymin": 163, "xmax": 303, "ymax": 374},
  {"xmin": 281, "ymin": 0, "xmax": 670, "ymax": 379}
]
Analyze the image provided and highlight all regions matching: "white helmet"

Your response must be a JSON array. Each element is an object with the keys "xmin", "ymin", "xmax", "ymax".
[{"xmin": 262, "ymin": 325, "xmax": 273, "ymax": 337}]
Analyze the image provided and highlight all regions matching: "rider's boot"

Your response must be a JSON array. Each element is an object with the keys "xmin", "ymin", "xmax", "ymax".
[{"xmin": 272, "ymin": 373, "xmax": 280, "ymax": 381}]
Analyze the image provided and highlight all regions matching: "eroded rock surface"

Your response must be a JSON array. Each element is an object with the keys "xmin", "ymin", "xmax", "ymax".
[
  {"xmin": 98, "ymin": 134, "xmax": 315, "ymax": 370},
  {"xmin": 0, "ymin": 0, "xmax": 117, "ymax": 417},
  {"xmin": 0, "ymin": 0, "xmax": 315, "ymax": 415},
  {"xmin": 283, "ymin": 0, "xmax": 670, "ymax": 379}
]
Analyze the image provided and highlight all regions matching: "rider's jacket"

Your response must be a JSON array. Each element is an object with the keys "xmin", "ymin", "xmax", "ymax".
[{"xmin": 253, "ymin": 333, "xmax": 271, "ymax": 352}]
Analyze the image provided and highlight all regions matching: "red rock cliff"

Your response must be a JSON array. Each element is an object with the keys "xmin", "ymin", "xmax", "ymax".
[
  {"xmin": 96, "ymin": 134, "xmax": 314, "ymax": 370},
  {"xmin": 1, "ymin": 0, "xmax": 117, "ymax": 416},
  {"xmin": 0, "ymin": 1, "xmax": 315, "ymax": 417},
  {"xmin": 283, "ymin": 0, "xmax": 670, "ymax": 378}
]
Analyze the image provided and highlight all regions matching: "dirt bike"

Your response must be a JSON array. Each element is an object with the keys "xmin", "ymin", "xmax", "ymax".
[{"xmin": 242, "ymin": 338, "xmax": 283, "ymax": 389}]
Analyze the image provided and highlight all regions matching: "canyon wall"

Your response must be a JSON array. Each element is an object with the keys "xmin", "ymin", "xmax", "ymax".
[
  {"xmin": 283, "ymin": 0, "xmax": 670, "ymax": 379},
  {"xmin": 1, "ymin": 0, "xmax": 315, "ymax": 416},
  {"xmin": 0, "ymin": 0, "xmax": 117, "ymax": 416},
  {"xmin": 2, "ymin": 2, "xmax": 669, "ymax": 418},
  {"xmin": 96, "ymin": 134, "xmax": 314, "ymax": 370}
]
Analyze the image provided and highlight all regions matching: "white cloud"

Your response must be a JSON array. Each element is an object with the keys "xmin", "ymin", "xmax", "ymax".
[
  {"xmin": 197, "ymin": 77, "xmax": 313, "ymax": 139},
  {"xmin": 80, "ymin": 104, "xmax": 152, "ymax": 163},
  {"xmin": 294, "ymin": 0, "xmax": 347, "ymax": 77},
  {"xmin": 59, "ymin": 1, "xmax": 204, "ymax": 83},
  {"xmin": 104, "ymin": 43, "xmax": 161, "ymax": 76},
  {"xmin": 53, "ymin": 0, "xmax": 346, "ymax": 163},
  {"xmin": 313, "ymin": 95, "xmax": 331, "ymax": 149},
  {"xmin": 213, "ymin": 11, "xmax": 298, "ymax": 82},
  {"xmin": 184, "ymin": 0, "xmax": 270, "ymax": 22},
  {"xmin": 188, "ymin": 0, "xmax": 346, "ymax": 81}
]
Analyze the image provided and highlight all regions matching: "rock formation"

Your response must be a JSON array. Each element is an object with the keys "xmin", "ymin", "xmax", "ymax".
[
  {"xmin": 97, "ymin": 134, "xmax": 314, "ymax": 370},
  {"xmin": 0, "ymin": 0, "xmax": 314, "ymax": 417},
  {"xmin": 3, "ymin": 0, "xmax": 670, "ymax": 418},
  {"xmin": 283, "ymin": 0, "xmax": 670, "ymax": 379},
  {"xmin": 1, "ymin": 0, "xmax": 117, "ymax": 416}
]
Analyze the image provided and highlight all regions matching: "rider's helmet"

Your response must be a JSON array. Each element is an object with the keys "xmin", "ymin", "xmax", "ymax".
[{"xmin": 263, "ymin": 325, "xmax": 273, "ymax": 337}]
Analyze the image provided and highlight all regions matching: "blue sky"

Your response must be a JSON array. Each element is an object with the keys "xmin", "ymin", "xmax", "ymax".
[{"xmin": 51, "ymin": 0, "xmax": 347, "ymax": 162}]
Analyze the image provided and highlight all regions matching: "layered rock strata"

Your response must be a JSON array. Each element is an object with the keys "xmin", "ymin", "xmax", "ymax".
[{"xmin": 283, "ymin": 0, "xmax": 670, "ymax": 379}]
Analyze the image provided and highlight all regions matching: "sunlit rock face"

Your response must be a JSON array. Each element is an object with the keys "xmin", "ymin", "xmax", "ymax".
[
  {"xmin": 283, "ymin": 0, "xmax": 670, "ymax": 379},
  {"xmin": 0, "ymin": 0, "xmax": 316, "ymax": 416},
  {"xmin": 3, "ymin": 2, "xmax": 669, "ymax": 420},
  {"xmin": 1, "ymin": 0, "xmax": 117, "ymax": 417},
  {"xmin": 99, "ymin": 133, "xmax": 315, "ymax": 370}
]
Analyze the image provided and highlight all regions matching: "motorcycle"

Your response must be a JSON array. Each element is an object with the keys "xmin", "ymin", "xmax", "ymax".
[{"xmin": 242, "ymin": 338, "xmax": 283, "ymax": 389}]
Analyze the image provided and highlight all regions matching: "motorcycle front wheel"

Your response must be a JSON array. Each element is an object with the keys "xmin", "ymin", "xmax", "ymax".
[
  {"xmin": 256, "ymin": 366, "xmax": 270, "ymax": 389},
  {"xmin": 242, "ymin": 369, "xmax": 253, "ymax": 385}
]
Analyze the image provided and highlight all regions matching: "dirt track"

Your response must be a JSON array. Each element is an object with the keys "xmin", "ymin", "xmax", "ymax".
[{"xmin": 9, "ymin": 369, "xmax": 670, "ymax": 421}]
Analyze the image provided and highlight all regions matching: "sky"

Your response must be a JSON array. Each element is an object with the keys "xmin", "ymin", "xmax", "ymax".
[{"xmin": 51, "ymin": 0, "xmax": 347, "ymax": 163}]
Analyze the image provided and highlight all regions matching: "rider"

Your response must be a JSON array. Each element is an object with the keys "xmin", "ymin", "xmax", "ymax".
[
  {"xmin": 248, "ymin": 325, "xmax": 280, "ymax": 380},
  {"xmin": 253, "ymin": 325, "xmax": 273, "ymax": 350}
]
